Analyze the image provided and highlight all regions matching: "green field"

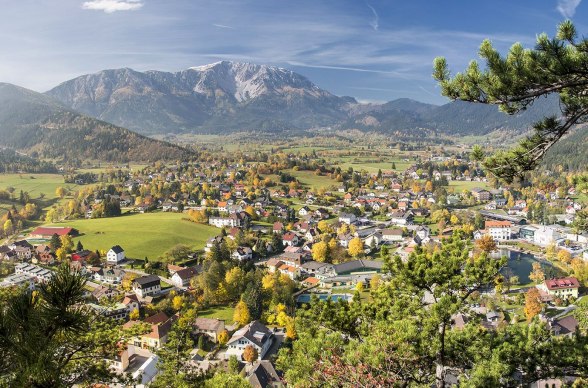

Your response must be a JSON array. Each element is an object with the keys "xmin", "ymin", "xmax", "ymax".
[
  {"xmin": 0, "ymin": 173, "xmax": 78, "ymax": 200},
  {"xmin": 47, "ymin": 212, "xmax": 219, "ymax": 260}
]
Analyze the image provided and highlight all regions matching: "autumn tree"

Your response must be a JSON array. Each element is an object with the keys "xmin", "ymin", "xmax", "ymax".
[
  {"xmin": 312, "ymin": 240, "xmax": 329, "ymax": 262},
  {"xmin": 242, "ymin": 344, "xmax": 259, "ymax": 364},
  {"xmin": 347, "ymin": 237, "xmax": 364, "ymax": 258},
  {"xmin": 218, "ymin": 329, "xmax": 230, "ymax": 346},
  {"xmin": 55, "ymin": 186, "xmax": 66, "ymax": 199},
  {"xmin": 557, "ymin": 249, "xmax": 573, "ymax": 264},
  {"xmin": 233, "ymin": 300, "xmax": 251, "ymax": 327},
  {"xmin": 434, "ymin": 21, "xmax": 588, "ymax": 182},
  {"xmin": 60, "ymin": 234, "xmax": 74, "ymax": 253},
  {"xmin": 475, "ymin": 235, "xmax": 497, "ymax": 253},
  {"xmin": 129, "ymin": 308, "xmax": 140, "ymax": 320},
  {"xmin": 524, "ymin": 288, "xmax": 543, "ymax": 321},
  {"xmin": 529, "ymin": 262, "xmax": 546, "ymax": 284}
]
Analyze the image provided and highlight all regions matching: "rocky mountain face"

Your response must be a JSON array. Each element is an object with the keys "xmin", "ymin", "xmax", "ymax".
[
  {"xmin": 46, "ymin": 61, "xmax": 356, "ymax": 134},
  {"xmin": 45, "ymin": 61, "xmax": 562, "ymax": 137},
  {"xmin": 0, "ymin": 83, "xmax": 194, "ymax": 163}
]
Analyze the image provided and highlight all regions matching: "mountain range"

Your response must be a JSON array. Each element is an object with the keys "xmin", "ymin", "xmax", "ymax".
[
  {"xmin": 45, "ymin": 61, "xmax": 561, "ymax": 136},
  {"xmin": 0, "ymin": 83, "xmax": 194, "ymax": 163},
  {"xmin": 0, "ymin": 60, "xmax": 575, "ymax": 166}
]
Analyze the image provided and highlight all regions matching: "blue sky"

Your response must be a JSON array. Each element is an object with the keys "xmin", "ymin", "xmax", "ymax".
[{"xmin": 0, "ymin": 0, "xmax": 585, "ymax": 104}]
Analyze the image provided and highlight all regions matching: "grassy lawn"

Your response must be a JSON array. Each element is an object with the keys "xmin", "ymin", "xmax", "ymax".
[
  {"xmin": 198, "ymin": 305, "xmax": 235, "ymax": 324},
  {"xmin": 47, "ymin": 212, "xmax": 218, "ymax": 260}
]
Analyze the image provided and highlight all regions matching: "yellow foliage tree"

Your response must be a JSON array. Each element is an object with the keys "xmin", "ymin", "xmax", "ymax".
[
  {"xmin": 348, "ymin": 237, "xmax": 364, "ymax": 257},
  {"xmin": 529, "ymin": 262, "xmax": 545, "ymax": 284},
  {"xmin": 172, "ymin": 295, "xmax": 185, "ymax": 311},
  {"xmin": 55, "ymin": 247, "xmax": 67, "ymax": 262},
  {"xmin": 129, "ymin": 308, "xmax": 140, "ymax": 320},
  {"xmin": 557, "ymin": 249, "xmax": 572, "ymax": 264},
  {"xmin": 312, "ymin": 241, "xmax": 329, "ymax": 262},
  {"xmin": 233, "ymin": 300, "xmax": 251, "ymax": 327},
  {"xmin": 524, "ymin": 288, "xmax": 542, "ymax": 321},
  {"xmin": 218, "ymin": 329, "xmax": 229, "ymax": 346}
]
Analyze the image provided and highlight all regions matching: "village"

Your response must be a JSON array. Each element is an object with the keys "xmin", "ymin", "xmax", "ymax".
[{"xmin": 0, "ymin": 148, "xmax": 587, "ymax": 386}]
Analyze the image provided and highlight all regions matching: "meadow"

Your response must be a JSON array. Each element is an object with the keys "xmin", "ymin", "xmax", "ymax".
[
  {"xmin": 0, "ymin": 173, "xmax": 78, "ymax": 200},
  {"xmin": 47, "ymin": 212, "xmax": 218, "ymax": 260}
]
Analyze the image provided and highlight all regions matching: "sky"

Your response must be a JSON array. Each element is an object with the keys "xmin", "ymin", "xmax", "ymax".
[{"xmin": 0, "ymin": 0, "xmax": 586, "ymax": 104}]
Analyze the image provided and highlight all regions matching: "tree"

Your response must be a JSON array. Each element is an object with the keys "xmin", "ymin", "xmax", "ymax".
[
  {"xmin": 524, "ymin": 288, "xmax": 543, "ymax": 321},
  {"xmin": 50, "ymin": 233, "xmax": 62, "ymax": 251},
  {"xmin": 233, "ymin": 300, "xmax": 251, "ymax": 327},
  {"xmin": 76, "ymin": 240, "xmax": 84, "ymax": 252},
  {"xmin": 152, "ymin": 309, "xmax": 206, "ymax": 387},
  {"xmin": 557, "ymin": 249, "xmax": 573, "ymax": 264},
  {"xmin": 369, "ymin": 274, "xmax": 382, "ymax": 290},
  {"xmin": 55, "ymin": 247, "xmax": 67, "ymax": 262},
  {"xmin": 129, "ymin": 308, "xmax": 140, "ymax": 320},
  {"xmin": 218, "ymin": 329, "xmax": 230, "ymax": 346},
  {"xmin": 60, "ymin": 234, "xmax": 74, "ymax": 253},
  {"xmin": 172, "ymin": 295, "xmax": 185, "ymax": 311},
  {"xmin": 2, "ymin": 219, "xmax": 12, "ymax": 236},
  {"xmin": 55, "ymin": 186, "xmax": 66, "ymax": 198},
  {"xmin": 243, "ymin": 345, "xmax": 258, "ymax": 364},
  {"xmin": 434, "ymin": 21, "xmax": 588, "ymax": 182},
  {"xmin": 355, "ymin": 282, "xmax": 364, "ymax": 292},
  {"xmin": 348, "ymin": 237, "xmax": 364, "ymax": 258},
  {"xmin": 475, "ymin": 235, "xmax": 497, "ymax": 253},
  {"xmin": 529, "ymin": 262, "xmax": 546, "ymax": 284},
  {"xmin": 278, "ymin": 235, "xmax": 519, "ymax": 388},
  {"xmin": 0, "ymin": 265, "xmax": 131, "ymax": 386},
  {"xmin": 312, "ymin": 240, "xmax": 329, "ymax": 262},
  {"xmin": 204, "ymin": 372, "xmax": 249, "ymax": 388},
  {"xmin": 122, "ymin": 272, "xmax": 140, "ymax": 291},
  {"xmin": 228, "ymin": 355, "xmax": 240, "ymax": 374}
]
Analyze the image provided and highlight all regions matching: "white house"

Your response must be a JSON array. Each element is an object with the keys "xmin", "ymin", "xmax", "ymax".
[
  {"xmin": 338, "ymin": 213, "xmax": 357, "ymax": 225},
  {"xmin": 132, "ymin": 275, "xmax": 161, "ymax": 299},
  {"xmin": 107, "ymin": 245, "xmax": 125, "ymax": 264},
  {"xmin": 171, "ymin": 267, "xmax": 198, "ymax": 288},
  {"xmin": 232, "ymin": 246, "xmax": 253, "ymax": 261},
  {"xmin": 225, "ymin": 321, "xmax": 274, "ymax": 361}
]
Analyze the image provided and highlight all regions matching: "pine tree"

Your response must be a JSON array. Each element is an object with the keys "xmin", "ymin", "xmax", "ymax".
[{"xmin": 434, "ymin": 21, "xmax": 588, "ymax": 182}]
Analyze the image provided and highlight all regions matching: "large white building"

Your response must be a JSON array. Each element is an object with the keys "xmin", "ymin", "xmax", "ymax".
[
  {"xmin": 534, "ymin": 226, "xmax": 563, "ymax": 246},
  {"xmin": 107, "ymin": 245, "xmax": 125, "ymax": 264},
  {"xmin": 485, "ymin": 221, "xmax": 512, "ymax": 241},
  {"xmin": 225, "ymin": 321, "xmax": 274, "ymax": 361}
]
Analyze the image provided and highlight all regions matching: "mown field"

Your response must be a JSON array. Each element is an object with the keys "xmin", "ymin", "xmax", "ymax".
[{"xmin": 47, "ymin": 212, "xmax": 219, "ymax": 260}]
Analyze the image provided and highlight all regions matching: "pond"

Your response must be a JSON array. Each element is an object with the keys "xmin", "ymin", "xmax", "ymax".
[{"xmin": 497, "ymin": 248, "xmax": 563, "ymax": 284}]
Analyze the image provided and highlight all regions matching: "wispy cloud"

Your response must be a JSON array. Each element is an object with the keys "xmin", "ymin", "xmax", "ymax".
[
  {"xmin": 212, "ymin": 23, "xmax": 234, "ymax": 29},
  {"xmin": 366, "ymin": 2, "xmax": 379, "ymax": 30},
  {"xmin": 82, "ymin": 0, "xmax": 143, "ymax": 13},
  {"xmin": 556, "ymin": 0, "xmax": 582, "ymax": 18},
  {"xmin": 286, "ymin": 61, "xmax": 403, "ymax": 76}
]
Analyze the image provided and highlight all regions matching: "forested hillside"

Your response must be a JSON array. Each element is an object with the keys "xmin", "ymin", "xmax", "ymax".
[{"xmin": 0, "ymin": 83, "xmax": 195, "ymax": 163}]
